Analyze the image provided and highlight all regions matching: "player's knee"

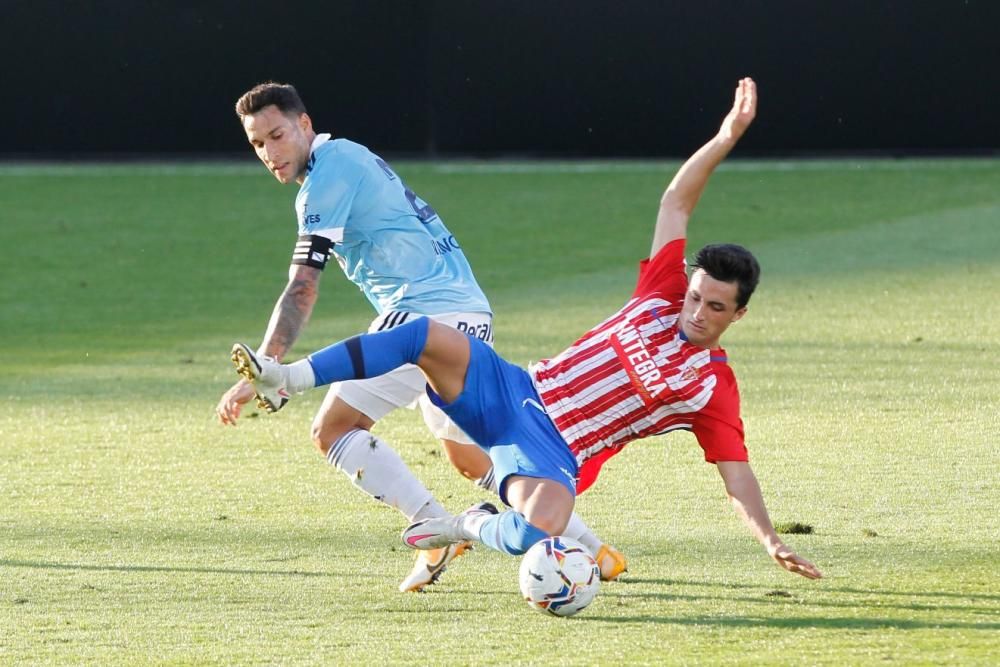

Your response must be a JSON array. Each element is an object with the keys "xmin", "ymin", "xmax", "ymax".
[
  {"xmin": 311, "ymin": 420, "xmax": 352, "ymax": 455},
  {"xmin": 441, "ymin": 440, "xmax": 491, "ymax": 481},
  {"xmin": 310, "ymin": 423, "xmax": 332, "ymax": 455},
  {"xmin": 311, "ymin": 403, "xmax": 373, "ymax": 455},
  {"xmin": 521, "ymin": 501, "xmax": 571, "ymax": 537},
  {"xmin": 527, "ymin": 513, "xmax": 569, "ymax": 538},
  {"xmin": 449, "ymin": 455, "xmax": 486, "ymax": 481}
]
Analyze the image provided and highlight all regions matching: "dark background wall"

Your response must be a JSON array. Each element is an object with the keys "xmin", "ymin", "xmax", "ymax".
[{"xmin": 3, "ymin": 0, "xmax": 998, "ymax": 158}]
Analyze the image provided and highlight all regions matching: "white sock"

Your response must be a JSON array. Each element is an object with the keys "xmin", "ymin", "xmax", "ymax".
[
  {"xmin": 325, "ymin": 428, "xmax": 442, "ymax": 522},
  {"xmin": 562, "ymin": 512, "xmax": 603, "ymax": 555},
  {"xmin": 412, "ymin": 499, "xmax": 450, "ymax": 522},
  {"xmin": 286, "ymin": 359, "xmax": 317, "ymax": 394}
]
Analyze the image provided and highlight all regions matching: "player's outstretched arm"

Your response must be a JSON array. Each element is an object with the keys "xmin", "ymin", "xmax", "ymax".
[
  {"xmin": 215, "ymin": 264, "xmax": 321, "ymax": 426},
  {"xmin": 651, "ymin": 77, "xmax": 757, "ymax": 257},
  {"xmin": 716, "ymin": 460, "xmax": 823, "ymax": 579}
]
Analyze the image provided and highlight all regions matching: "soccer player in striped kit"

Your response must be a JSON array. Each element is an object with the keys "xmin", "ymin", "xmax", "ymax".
[
  {"xmin": 231, "ymin": 78, "xmax": 822, "ymax": 580},
  {"xmin": 215, "ymin": 82, "xmax": 626, "ymax": 592}
]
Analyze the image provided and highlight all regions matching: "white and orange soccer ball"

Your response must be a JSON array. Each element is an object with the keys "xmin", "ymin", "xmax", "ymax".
[{"xmin": 519, "ymin": 536, "xmax": 601, "ymax": 617}]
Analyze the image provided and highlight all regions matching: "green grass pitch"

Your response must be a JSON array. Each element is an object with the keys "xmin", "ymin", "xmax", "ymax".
[{"xmin": 1, "ymin": 158, "xmax": 998, "ymax": 665}]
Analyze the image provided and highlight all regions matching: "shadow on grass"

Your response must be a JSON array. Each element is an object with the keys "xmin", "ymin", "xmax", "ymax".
[
  {"xmin": 600, "ymin": 588, "xmax": 996, "ymax": 617},
  {"xmin": 585, "ymin": 612, "xmax": 1000, "ymax": 631},
  {"xmin": 620, "ymin": 577, "xmax": 1000, "ymax": 602},
  {"xmin": 393, "ymin": 587, "xmax": 1000, "ymax": 630},
  {"xmin": 0, "ymin": 558, "xmax": 337, "ymax": 578}
]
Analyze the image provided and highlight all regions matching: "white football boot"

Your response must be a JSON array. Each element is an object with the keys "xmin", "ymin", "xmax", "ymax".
[
  {"xmin": 231, "ymin": 343, "xmax": 291, "ymax": 413},
  {"xmin": 402, "ymin": 502, "xmax": 498, "ymax": 550}
]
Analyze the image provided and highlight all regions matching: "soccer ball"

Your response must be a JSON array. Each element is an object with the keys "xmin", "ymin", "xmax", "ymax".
[{"xmin": 519, "ymin": 536, "xmax": 601, "ymax": 617}]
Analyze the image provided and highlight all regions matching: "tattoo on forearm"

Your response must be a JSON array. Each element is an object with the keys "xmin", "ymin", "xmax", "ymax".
[{"xmin": 260, "ymin": 277, "xmax": 317, "ymax": 360}]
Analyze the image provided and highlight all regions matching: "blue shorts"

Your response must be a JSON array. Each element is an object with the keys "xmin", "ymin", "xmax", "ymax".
[{"xmin": 426, "ymin": 337, "xmax": 578, "ymax": 504}]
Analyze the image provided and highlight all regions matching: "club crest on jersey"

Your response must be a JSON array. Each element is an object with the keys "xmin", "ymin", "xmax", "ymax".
[
  {"xmin": 610, "ymin": 322, "xmax": 667, "ymax": 406},
  {"xmin": 679, "ymin": 365, "xmax": 701, "ymax": 384}
]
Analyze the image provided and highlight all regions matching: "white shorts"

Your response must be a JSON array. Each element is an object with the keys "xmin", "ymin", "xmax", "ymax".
[{"xmin": 327, "ymin": 311, "xmax": 494, "ymax": 445}]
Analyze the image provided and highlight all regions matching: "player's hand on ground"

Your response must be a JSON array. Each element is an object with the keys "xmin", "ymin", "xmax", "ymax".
[
  {"xmin": 719, "ymin": 77, "xmax": 757, "ymax": 142},
  {"xmin": 770, "ymin": 544, "xmax": 823, "ymax": 579},
  {"xmin": 216, "ymin": 380, "xmax": 256, "ymax": 426}
]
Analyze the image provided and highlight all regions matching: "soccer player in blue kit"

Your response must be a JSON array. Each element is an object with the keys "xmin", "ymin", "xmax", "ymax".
[{"xmin": 215, "ymin": 82, "xmax": 626, "ymax": 591}]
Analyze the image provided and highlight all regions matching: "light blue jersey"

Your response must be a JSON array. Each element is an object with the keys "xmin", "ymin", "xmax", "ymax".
[{"xmin": 294, "ymin": 135, "xmax": 491, "ymax": 316}]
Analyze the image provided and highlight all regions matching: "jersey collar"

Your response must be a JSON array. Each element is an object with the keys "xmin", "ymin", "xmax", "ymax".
[
  {"xmin": 306, "ymin": 133, "xmax": 332, "ymax": 175},
  {"xmin": 677, "ymin": 328, "xmax": 728, "ymax": 362}
]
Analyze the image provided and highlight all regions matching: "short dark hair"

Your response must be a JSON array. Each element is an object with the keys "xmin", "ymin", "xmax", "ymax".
[
  {"xmin": 235, "ymin": 82, "xmax": 307, "ymax": 119},
  {"xmin": 691, "ymin": 243, "xmax": 761, "ymax": 309}
]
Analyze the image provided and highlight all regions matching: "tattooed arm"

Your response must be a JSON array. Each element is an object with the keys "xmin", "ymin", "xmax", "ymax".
[
  {"xmin": 258, "ymin": 264, "xmax": 322, "ymax": 361},
  {"xmin": 216, "ymin": 264, "xmax": 321, "ymax": 425}
]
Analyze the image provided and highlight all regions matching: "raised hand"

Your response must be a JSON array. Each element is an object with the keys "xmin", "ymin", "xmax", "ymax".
[{"xmin": 719, "ymin": 77, "xmax": 757, "ymax": 142}]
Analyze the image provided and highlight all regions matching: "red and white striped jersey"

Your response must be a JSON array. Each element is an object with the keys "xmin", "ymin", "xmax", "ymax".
[{"xmin": 529, "ymin": 239, "xmax": 747, "ymax": 493}]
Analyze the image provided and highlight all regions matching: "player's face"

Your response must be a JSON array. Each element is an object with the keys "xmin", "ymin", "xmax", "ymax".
[
  {"xmin": 679, "ymin": 269, "xmax": 747, "ymax": 348},
  {"xmin": 243, "ymin": 105, "xmax": 314, "ymax": 184}
]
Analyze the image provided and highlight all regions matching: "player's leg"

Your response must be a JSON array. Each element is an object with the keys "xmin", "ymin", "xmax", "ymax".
[
  {"xmin": 312, "ymin": 373, "xmax": 477, "ymax": 593},
  {"xmin": 564, "ymin": 514, "xmax": 629, "ymax": 581},
  {"xmin": 466, "ymin": 458, "xmax": 627, "ymax": 579},
  {"xmin": 439, "ymin": 438, "xmax": 492, "ymax": 481},
  {"xmin": 414, "ymin": 312, "xmax": 496, "ymax": 483},
  {"xmin": 402, "ymin": 339, "xmax": 586, "ymax": 556},
  {"xmin": 503, "ymin": 475, "xmax": 576, "ymax": 535},
  {"xmin": 231, "ymin": 317, "xmax": 474, "ymax": 520},
  {"xmin": 291, "ymin": 317, "xmax": 470, "ymax": 400},
  {"xmin": 418, "ymin": 312, "xmax": 497, "ymax": 484},
  {"xmin": 232, "ymin": 317, "xmax": 467, "ymax": 410},
  {"xmin": 230, "ymin": 320, "xmax": 474, "ymax": 593},
  {"xmin": 419, "ymin": 396, "xmax": 494, "ymax": 484},
  {"xmin": 234, "ymin": 322, "xmax": 575, "ymax": 558},
  {"xmin": 402, "ymin": 471, "xmax": 576, "ymax": 556},
  {"xmin": 427, "ymin": 407, "xmax": 626, "ymax": 578},
  {"xmin": 463, "ymin": 436, "xmax": 580, "ymax": 555},
  {"xmin": 504, "ymin": 475, "xmax": 630, "ymax": 578},
  {"xmin": 311, "ymin": 385, "xmax": 449, "ymax": 522}
]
